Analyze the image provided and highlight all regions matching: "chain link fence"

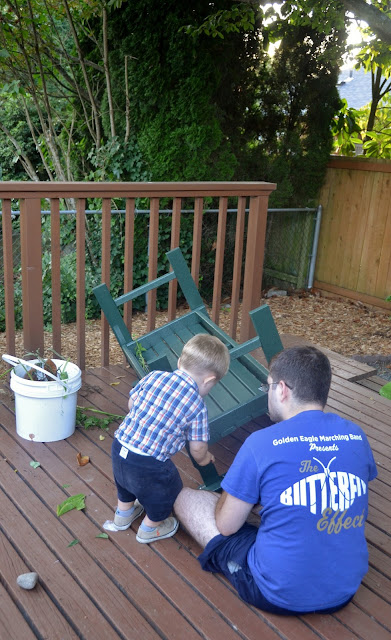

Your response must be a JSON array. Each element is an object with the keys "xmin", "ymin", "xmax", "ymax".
[{"xmin": 263, "ymin": 207, "xmax": 322, "ymax": 291}]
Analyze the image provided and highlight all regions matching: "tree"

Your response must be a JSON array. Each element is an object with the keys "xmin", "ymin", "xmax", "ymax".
[
  {"xmin": 0, "ymin": 0, "xmax": 139, "ymax": 182},
  {"xmin": 209, "ymin": 1, "xmax": 391, "ymax": 47},
  {"xmin": 97, "ymin": 0, "xmax": 266, "ymax": 182},
  {"xmin": 0, "ymin": 0, "xmax": 268, "ymax": 183},
  {"xmin": 248, "ymin": 22, "xmax": 343, "ymax": 205}
]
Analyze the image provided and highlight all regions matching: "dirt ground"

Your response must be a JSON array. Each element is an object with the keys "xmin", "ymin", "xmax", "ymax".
[{"xmin": 1, "ymin": 292, "xmax": 390, "ymax": 375}]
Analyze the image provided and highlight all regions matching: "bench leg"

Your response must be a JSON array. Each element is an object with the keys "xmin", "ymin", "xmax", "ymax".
[{"xmin": 185, "ymin": 442, "xmax": 224, "ymax": 492}]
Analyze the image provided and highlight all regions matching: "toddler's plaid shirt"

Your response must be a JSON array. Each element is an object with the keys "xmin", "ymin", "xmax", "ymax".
[{"xmin": 115, "ymin": 369, "xmax": 209, "ymax": 461}]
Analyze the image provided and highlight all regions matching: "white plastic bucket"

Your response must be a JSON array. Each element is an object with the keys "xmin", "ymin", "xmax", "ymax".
[{"xmin": 4, "ymin": 356, "xmax": 82, "ymax": 442}]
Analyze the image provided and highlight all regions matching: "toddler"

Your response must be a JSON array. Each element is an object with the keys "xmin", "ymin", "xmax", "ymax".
[{"xmin": 111, "ymin": 333, "xmax": 230, "ymax": 543}]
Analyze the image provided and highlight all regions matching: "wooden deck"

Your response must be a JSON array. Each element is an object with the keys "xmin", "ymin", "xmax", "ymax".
[{"xmin": 1, "ymin": 337, "xmax": 391, "ymax": 640}]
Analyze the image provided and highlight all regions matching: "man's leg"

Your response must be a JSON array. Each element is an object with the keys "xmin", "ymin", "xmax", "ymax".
[{"xmin": 174, "ymin": 487, "xmax": 220, "ymax": 548}]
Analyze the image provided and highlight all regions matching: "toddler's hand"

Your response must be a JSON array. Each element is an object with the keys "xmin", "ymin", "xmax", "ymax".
[{"xmin": 198, "ymin": 450, "xmax": 215, "ymax": 466}]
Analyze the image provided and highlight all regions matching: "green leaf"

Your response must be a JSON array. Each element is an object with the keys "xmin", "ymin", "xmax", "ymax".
[
  {"xmin": 379, "ymin": 382, "xmax": 391, "ymax": 400},
  {"xmin": 96, "ymin": 533, "xmax": 109, "ymax": 539},
  {"xmin": 62, "ymin": 484, "xmax": 70, "ymax": 489},
  {"xmin": 57, "ymin": 493, "xmax": 86, "ymax": 516},
  {"xmin": 67, "ymin": 539, "xmax": 79, "ymax": 547},
  {"xmin": 30, "ymin": 461, "xmax": 41, "ymax": 469}
]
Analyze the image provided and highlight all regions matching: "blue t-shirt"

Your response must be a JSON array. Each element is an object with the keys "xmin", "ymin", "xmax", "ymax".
[{"xmin": 221, "ymin": 410, "xmax": 378, "ymax": 611}]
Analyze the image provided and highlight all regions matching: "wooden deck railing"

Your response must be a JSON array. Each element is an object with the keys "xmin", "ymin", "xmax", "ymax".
[{"xmin": 0, "ymin": 181, "xmax": 276, "ymax": 369}]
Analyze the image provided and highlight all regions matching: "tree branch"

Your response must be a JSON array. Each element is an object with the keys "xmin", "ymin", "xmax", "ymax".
[
  {"xmin": 342, "ymin": 0, "xmax": 391, "ymax": 45},
  {"xmin": 0, "ymin": 121, "xmax": 40, "ymax": 181}
]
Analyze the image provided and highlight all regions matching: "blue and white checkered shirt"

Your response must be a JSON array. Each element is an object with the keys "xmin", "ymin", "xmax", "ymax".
[{"xmin": 115, "ymin": 369, "xmax": 209, "ymax": 461}]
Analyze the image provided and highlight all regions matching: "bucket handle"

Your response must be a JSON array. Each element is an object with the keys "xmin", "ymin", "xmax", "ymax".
[{"xmin": 2, "ymin": 354, "xmax": 67, "ymax": 386}]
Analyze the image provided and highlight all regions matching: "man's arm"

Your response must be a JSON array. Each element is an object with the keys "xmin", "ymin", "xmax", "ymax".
[{"xmin": 215, "ymin": 490, "xmax": 254, "ymax": 536}]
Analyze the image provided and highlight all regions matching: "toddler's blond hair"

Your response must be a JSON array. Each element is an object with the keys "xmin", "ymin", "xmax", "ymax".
[{"xmin": 179, "ymin": 334, "xmax": 230, "ymax": 381}]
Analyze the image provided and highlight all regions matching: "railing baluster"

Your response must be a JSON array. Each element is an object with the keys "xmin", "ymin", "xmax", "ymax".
[
  {"xmin": 20, "ymin": 197, "xmax": 44, "ymax": 355},
  {"xmin": 168, "ymin": 197, "xmax": 181, "ymax": 321},
  {"xmin": 240, "ymin": 195, "xmax": 268, "ymax": 342},
  {"xmin": 191, "ymin": 197, "xmax": 203, "ymax": 288},
  {"xmin": 50, "ymin": 199, "xmax": 62, "ymax": 355},
  {"xmin": 76, "ymin": 198, "xmax": 86, "ymax": 369},
  {"xmin": 124, "ymin": 198, "xmax": 135, "ymax": 337},
  {"xmin": 230, "ymin": 196, "xmax": 246, "ymax": 340},
  {"xmin": 2, "ymin": 199, "xmax": 15, "ymax": 355},
  {"xmin": 211, "ymin": 196, "xmax": 228, "ymax": 325},
  {"xmin": 100, "ymin": 198, "xmax": 112, "ymax": 366},
  {"xmin": 146, "ymin": 197, "xmax": 159, "ymax": 333}
]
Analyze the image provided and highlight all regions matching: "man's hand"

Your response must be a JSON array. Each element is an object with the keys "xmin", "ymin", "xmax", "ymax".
[{"xmin": 215, "ymin": 491, "xmax": 254, "ymax": 536}]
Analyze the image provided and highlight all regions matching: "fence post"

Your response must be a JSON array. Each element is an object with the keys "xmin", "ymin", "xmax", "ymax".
[
  {"xmin": 240, "ymin": 195, "xmax": 268, "ymax": 342},
  {"xmin": 20, "ymin": 198, "xmax": 44, "ymax": 355}
]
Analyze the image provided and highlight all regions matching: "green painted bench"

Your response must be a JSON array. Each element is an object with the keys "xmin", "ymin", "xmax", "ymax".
[{"xmin": 93, "ymin": 248, "xmax": 283, "ymax": 490}]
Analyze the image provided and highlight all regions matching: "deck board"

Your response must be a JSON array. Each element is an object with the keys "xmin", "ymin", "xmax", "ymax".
[{"xmin": 1, "ymin": 341, "xmax": 391, "ymax": 639}]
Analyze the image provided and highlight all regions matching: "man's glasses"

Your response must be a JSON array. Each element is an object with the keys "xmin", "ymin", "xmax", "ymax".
[{"xmin": 259, "ymin": 381, "xmax": 292, "ymax": 393}]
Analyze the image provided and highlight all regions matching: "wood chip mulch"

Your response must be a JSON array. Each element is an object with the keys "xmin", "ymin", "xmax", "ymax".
[{"xmin": 1, "ymin": 292, "xmax": 390, "ymax": 375}]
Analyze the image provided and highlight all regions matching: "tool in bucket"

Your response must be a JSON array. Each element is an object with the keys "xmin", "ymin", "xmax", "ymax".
[{"xmin": 2, "ymin": 354, "xmax": 69, "ymax": 388}]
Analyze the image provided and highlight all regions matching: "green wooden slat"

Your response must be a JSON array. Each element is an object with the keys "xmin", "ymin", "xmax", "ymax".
[
  {"xmin": 115, "ymin": 271, "xmax": 176, "ymax": 305},
  {"xmin": 131, "ymin": 311, "xmax": 201, "ymax": 351},
  {"xmin": 93, "ymin": 283, "xmax": 132, "ymax": 348},
  {"xmin": 122, "ymin": 345, "xmax": 147, "ymax": 378},
  {"xmin": 142, "ymin": 345, "xmax": 160, "ymax": 363},
  {"xmin": 229, "ymin": 337, "xmax": 261, "ymax": 360},
  {"xmin": 175, "ymin": 324, "xmax": 198, "ymax": 344},
  {"xmin": 249, "ymin": 304, "xmax": 283, "ymax": 364},
  {"xmin": 146, "ymin": 334, "xmax": 180, "ymax": 371},
  {"xmin": 162, "ymin": 331, "xmax": 187, "ymax": 358},
  {"xmin": 167, "ymin": 248, "xmax": 205, "ymax": 311},
  {"xmin": 208, "ymin": 394, "xmax": 269, "ymax": 444}
]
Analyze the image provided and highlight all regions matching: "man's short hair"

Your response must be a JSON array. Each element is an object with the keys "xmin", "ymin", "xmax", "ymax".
[
  {"xmin": 269, "ymin": 346, "xmax": 331, "ymax": 407},
  {"xmin": 180, "ymin": 334, "xmax": 230, "ymax": 381}
]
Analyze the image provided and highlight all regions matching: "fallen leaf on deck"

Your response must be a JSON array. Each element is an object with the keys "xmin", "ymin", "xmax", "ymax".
[
  {"xmin": 76, "ymin": 453, "xmax": 90, "ymax": 466},
  {"xmin": 110, "ymin": 382, "xmax": 120, "ymax": 386},
  {"xmin": 379, "ymin": 382, "xmax": 391, "ymax": 400},
  {"xmin": 67, "ymin": 539, "xmax": 79, "ymax": 547},
  {"xmin": 96, "ymin": 533, "xmax": 109, "ymax": 539},
  {"xmin": 99, "ymin": 435, "xmax": 105, "ymax": 441},
  {"xmin": 30, "ymin": 461, "xmax": 40, "ymax": 469},
  {"xmin": 57, "ymin": 493, "xmax": 86, "ymax": 516}
]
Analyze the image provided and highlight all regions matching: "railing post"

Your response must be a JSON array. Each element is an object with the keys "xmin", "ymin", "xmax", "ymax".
[
  {"xmin": 2, "ymin": 199, "xmax": 16, "ymax": 355},
  {"xmin": 20, "ymin": 198, "xmax": 44, "ymax": 355},
  {"xmin": 240, "ymin": 195, "xmax": 268, "ymax": 343}
]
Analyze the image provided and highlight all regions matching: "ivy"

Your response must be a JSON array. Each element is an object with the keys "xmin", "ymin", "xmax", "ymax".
[{"xmin": 76, "ymin": 406, "xmax": 123, "ymax": 430}]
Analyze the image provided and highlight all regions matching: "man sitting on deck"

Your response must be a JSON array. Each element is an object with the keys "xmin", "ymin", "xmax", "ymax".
[{"xmin": 174, "ymin": 346, "xmax": 378, "ymax": 615}]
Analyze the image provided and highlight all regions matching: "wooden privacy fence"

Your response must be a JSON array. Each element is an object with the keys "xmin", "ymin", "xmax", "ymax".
[
  {"xmin": 316, "ymin": 157, "xmax": 391, "ymax": 311},
  {"xmin": 0, "ymin": 181, "xmax": 276, "ymax": 369}
]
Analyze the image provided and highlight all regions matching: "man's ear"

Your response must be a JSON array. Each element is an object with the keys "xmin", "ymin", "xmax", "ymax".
[
  {"xmin": 204, "ymin": 375, "xmax": 216, "ymax": 386},
  {"xmin": 280, "ymin": 380, "xmax": 291, "ymax": 401}
]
